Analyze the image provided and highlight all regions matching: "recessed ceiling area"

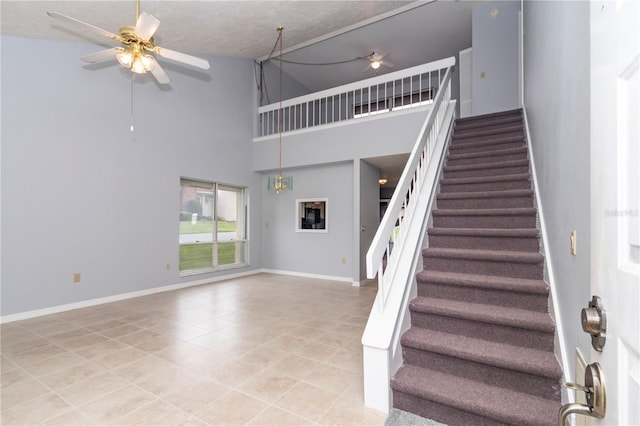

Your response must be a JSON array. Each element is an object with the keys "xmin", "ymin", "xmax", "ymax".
[{"xmin": 363, "ymin": 154, "xmax": 410, "ymax": 188}]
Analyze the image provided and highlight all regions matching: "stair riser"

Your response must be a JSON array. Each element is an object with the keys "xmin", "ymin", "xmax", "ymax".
[
  {"xmin": 393, "ymin": 390, "xmax": 511, "ymax": 426},
  {"xmin": 451, "ymin": 128, "xmax": 524, "ymax": 143},
  {"xmin": 409, "ymin": 310, "xmax": 555, "ymax": 351},
  {"xmin": 443, "ymin": 165, "xmax": 530, "ymax": 179},
  {"xmin": 423, "ymin": 256, "xmax": 544, "ymax": 280},
  {"xmin": 416, "ymin": 281, "xmax": 549, "ymax": 311},
  {"xmin": 440, "ymin": 180, "xmax": 531, "ymax": 193},
  {"xmin": 427, "ymin": 234, "xmax": 540, "ymax": 252},
  {"xmin": 447, "ymin": 152, "xmax": 528, "ymax": 167},
  {"xmin": 454, "ymin": 121, "xmax": 522, "ymax": 137},
  {"xmin": 453, "ymin": 132, "xmax": 525, "ymax": 146},
  {"xmin": 402, "ymin": 347, "xmax": 561, "ymax": 400},
  {"xmin": 436, "ymin": 195, "xmax": 534, "ymax": 209},
  {"xmin": 455, "ymin": 113, "xmax": 522, "ymax": 129},
  {"xmin": 449, "ymin": 140, "xmax": 526, "ymax": 155},
  {"xmin": 432, "ymin": 215, "xmax": 537, "ymax": 229}
]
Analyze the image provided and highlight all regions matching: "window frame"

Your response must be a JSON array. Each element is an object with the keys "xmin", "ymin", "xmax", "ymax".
[{"xmin": 179, "ymin": 177, "xmax": 248, "ymax": 276}]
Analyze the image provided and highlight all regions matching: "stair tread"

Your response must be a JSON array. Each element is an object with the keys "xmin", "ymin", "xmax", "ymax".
[
  {"xmin": 440, "ymin": 173, "xmax": 530, "ymax": 185},
  {"xmin": 423, "ymin": 247, "xmax": 544, "ymax": 263},
  {"xmin": 437, "ymin": 189, "xmax": 533, "ymax": 200},
  {"xmin": 428, "ymin": 227, "xmax": 540, "ymax": 237},
  {"xmin": 444, "ymin": 158, "xmax": 529, "ymax": 172},
  {"xmin": 416, "ymin": 270, "xmax": 548, "ymax": 294},
  {"xmin": 392, "ymin": 364, "xmax": 559, "ymax": 426},
  {"xmin": 402, "ymin": 328, "xmax": 562, "ymax": 378},
  {"xmin": 409, "ymin": 296, "xmax": 555, "ymax": 332},
  {"xmin": 432, "ymin": 207, "xmax": 537, "ymax": 216}
]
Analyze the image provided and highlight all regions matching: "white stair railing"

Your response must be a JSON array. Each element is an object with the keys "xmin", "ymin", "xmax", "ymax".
[
  {"xmin": 361, "ymin": 59, "xmax": 457, "ymax": 413},
  {"xmin": 257, "ymin": 58, "xmax": 456, "ymax": 138}
]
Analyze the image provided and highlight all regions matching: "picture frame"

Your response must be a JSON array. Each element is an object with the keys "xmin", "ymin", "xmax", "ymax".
[{"xmin": 295, "ymin": 198, "xmax": 328, "ymax": 233}]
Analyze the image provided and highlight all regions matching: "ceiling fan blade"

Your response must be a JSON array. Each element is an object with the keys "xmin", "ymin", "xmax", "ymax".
[
  {"xmin": 381, "ymin": 60, "xmax": 395, "ymax": 68},
  {"xmin": 81, "ymin": 47, "xmax": 124, "ymax": 63},
  {"xmin": 155, "ymin": 47, "xmax": 210, "ymax": 70},
  {"xmin": 149, "ymin": 58, "xmax": 171, "ymax": 85},
  {"xmin": 47, "ymin": 11, "xmax": 120, "ymax": 41},
  {"xmin": 362, "ymin": 63, "xmax": 372, "ymax": 72},
  {"xmin": 135, "ymin": 12, "xmax": 160, "ymax": 41}
]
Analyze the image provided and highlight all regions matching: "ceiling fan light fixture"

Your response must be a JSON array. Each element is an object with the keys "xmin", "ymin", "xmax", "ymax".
[
  {"xmin": 117, "ymin": 50, "xmax": 134, "ymax": 68},
  {"xmin": 134, "ymin": 53, "xmax": 155, "ymax": 73},
  {"xmin": 131, "ymin": 54, "xmax": 146, "ymax": 73},
  {"xmin": 371, "ymin": 60, "xmax": 381, "ymax": 70}
]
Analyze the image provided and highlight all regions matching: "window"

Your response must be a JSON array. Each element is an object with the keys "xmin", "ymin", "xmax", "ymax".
[{"xmin": 179, "ymin": 178, "xmax": 247, "ymax": 274}]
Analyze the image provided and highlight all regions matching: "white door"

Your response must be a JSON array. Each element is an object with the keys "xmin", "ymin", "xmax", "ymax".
[{"xmin": 590, "ymin": 1, "xmax": 640, "ymax": 425}]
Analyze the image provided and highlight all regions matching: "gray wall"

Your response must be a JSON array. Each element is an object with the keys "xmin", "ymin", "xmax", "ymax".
[
  {"xmin": 261, "ymin": 162, "xmax": 354, "ymax": 279},
  {"xmin": 259, "ymin": 61, "xmax": 311, "ymax": 106},
  {"xmin": 253, "ymin": 109, "xmax": 430, "ymax": 172},
  {"xmin": 523, "ymin": 1, "xmax": 591, "ymax": 377},
  {"xmin": 472, "ymin": 0, "xmax": 520, "ymax": 115},
  {"xmin": 1, "ymin": 37, "xmax": 261, "ymax": 316},
  {"xmin": 359, "ymin": 160, "xmax": 381, "ymax": 283},
  {"xmin": 1, "ymin": 36, "xmax": 446, "ymax": 317}
]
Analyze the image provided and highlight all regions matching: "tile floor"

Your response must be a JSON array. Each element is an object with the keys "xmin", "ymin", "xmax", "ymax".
[{"xmin": 1, "ymin": 273, "xmax": 387, "ymax": 425}]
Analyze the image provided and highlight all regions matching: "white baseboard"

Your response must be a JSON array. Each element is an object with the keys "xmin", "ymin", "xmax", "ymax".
[
  {"xmin": 261, "ymin": 269, "xmax": 352, "ymax": 283},
  {"xmin": 352, "ymin": 278, "xmax": 377, "ymax": 287},
  {"xmin": 0, "ymin": 269, "xmax": 263, "ymax": 324},
  {"xmin": 522, "ymin": 106, "xmax": 571, "ymax": 384}
]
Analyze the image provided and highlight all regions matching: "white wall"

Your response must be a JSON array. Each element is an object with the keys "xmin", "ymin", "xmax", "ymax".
[
  {"xmin": 523, "ymin": 0, "xmax": 592, "ymax": 378},
  {"xmin": 1, "ymin": 37, "xmax": 261, "ymax": 316},
  {"xmin": 472, "ymin": 1, "xmax": 520, "ymax": 115}
]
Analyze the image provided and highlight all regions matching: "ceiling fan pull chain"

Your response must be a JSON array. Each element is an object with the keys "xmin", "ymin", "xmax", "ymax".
[{"xmin": 130, "ymin": 73, "xmax": 135, "ymax": 134}]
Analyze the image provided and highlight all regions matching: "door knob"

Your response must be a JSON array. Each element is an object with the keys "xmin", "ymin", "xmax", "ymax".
[
  {"xmin": 581, "ymin": 295, "xmax": 606, "ymax": 351},
  {"xmin": 559, "ymin": 362, "xmax": 606, "ymax": 426}
]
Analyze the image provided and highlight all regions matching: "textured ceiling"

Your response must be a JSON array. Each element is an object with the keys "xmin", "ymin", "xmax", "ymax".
[
  {"xmin": 1, "ymin": 0, "xmax": 412, "ymax": 58},
  {"xmin": 1, "ymin": 0, "xmax": 480, "ymax": 91}
]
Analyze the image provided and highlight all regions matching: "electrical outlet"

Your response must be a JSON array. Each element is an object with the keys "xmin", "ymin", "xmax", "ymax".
[
  {"xmin": 341, "ymin": 257, "xmax": 347, "ymax": 264},
  {"xmin": 73, "ymin": 273, "xmax": 81, "ymax": 283},
  {"xmin": 166, "ymin": 263, "xmax": 171, "ymax": 270}
]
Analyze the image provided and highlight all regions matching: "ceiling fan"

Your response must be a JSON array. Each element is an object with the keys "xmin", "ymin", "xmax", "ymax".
[
  {"xmin": 47, "ymin": 0, "xmax": 210, "ymax": 85},
  {"xmin": 363, "ymin": 51, "xmax": 394, "ymax": 72}
]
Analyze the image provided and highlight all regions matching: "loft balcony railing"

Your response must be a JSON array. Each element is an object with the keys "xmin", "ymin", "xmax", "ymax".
[{"xmin": 257, "ymin": 57, "xmax": 455, "ymax": 137}]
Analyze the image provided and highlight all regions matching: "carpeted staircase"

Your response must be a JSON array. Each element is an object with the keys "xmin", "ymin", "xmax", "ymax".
[{"xmin": 390, "ymin": 109, "xmax": 562, "ymax": 426}]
